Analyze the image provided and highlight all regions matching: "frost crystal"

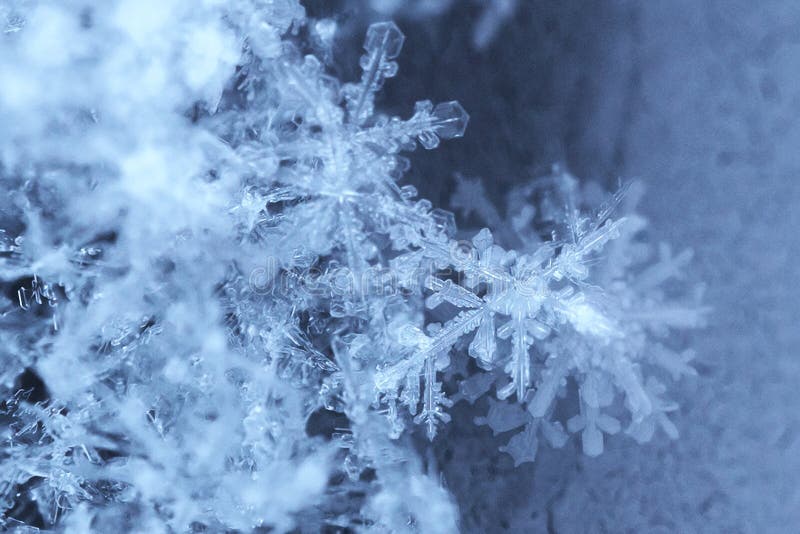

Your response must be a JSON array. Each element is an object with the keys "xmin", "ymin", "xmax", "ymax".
[
  {"xmin": 378, "ymin": 169, "xmax": 704, "ymax": 458},
  {"xmin": 0, "ymin": 3, "xmax": 703, "ymax": 531}
]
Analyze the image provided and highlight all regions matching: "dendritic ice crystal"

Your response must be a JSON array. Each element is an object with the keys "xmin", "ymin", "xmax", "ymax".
[{"xmin": 0, "ymin": 2, "xmax": 704, "ymax": 532}]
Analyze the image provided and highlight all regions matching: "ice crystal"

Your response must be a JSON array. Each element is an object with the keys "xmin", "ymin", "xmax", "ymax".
[{"xmin": 0, "ymin": 2, "xmax": 702, "ymax": 531}]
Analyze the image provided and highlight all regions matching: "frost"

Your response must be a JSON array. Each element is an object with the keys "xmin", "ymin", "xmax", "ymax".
[
  {"xmin": 0, "ymin": 3, "xmax": 703, "ymax": 531},
  {"xmin": 377, "ymin": 168, "xmax": 704, "ymax": 460}
]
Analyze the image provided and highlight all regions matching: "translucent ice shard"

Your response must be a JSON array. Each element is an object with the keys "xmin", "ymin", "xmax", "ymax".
[
  {"xmin": 344, "ymin": 21, "xmax": 405, "ymax": 125},
  {"xmin": 412, "ymin": 100, "xmax": 470, "ymax": 149}
]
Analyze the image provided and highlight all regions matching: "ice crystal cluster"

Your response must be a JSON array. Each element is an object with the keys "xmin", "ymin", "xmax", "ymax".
[{"xmin": 0, "ymin": 1, "xmax": 704, "ymax": 532}]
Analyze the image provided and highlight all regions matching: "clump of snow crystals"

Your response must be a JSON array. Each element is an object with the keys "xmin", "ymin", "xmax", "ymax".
[{"xmin": 0, "ymin": 1, "xmax": 704, "ymax": 531}]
